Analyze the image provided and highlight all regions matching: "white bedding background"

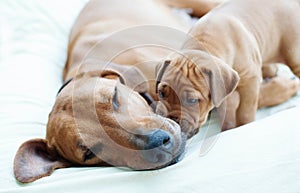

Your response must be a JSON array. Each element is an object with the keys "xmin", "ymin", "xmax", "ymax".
[{"xmin": 0, "ymin": 1, "xmax": 300, "ymax": 193}]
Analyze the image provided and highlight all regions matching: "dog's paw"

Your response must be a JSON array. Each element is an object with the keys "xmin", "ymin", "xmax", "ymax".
[{"xmin": 258, "ymin": 76, "xmax": 299, "ymax": 108}]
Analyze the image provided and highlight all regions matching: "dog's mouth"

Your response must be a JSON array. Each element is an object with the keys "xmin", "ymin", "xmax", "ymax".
[
  {"xmin": 167, "ymin": 146, "xmax": 186, "ymax": 167},
  {"xmin": 167, "ymin": 153, "xmax": 183, "ymax": 167}
]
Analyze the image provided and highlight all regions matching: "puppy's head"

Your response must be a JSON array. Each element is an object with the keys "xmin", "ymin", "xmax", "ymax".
[
  {"xmin": 14, "ymin": 66, "xmax": 185, "ymax": 183},
  {"xmin": 156, "ymin": 50, "xmax": 239, "ymax": 138}
]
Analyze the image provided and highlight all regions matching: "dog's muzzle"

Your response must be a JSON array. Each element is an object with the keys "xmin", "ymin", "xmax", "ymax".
[{"xmin": 132, "ymin": 129, "xmax": 186, "ymax": 169}]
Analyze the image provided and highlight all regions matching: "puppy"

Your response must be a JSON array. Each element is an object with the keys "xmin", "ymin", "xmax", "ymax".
[{"xmin": 156, "ymin": 0, "xmax": 300, "ymax": 136}]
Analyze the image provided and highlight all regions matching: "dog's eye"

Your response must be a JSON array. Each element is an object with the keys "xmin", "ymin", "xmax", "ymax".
[
  {"xmin": 112, "ymin": 86, "xmax": 119, "ymax": 110},
  {"xmin": 78, "ymin": 143, "xmax": 96, "ymax": 162},
  {"xmin": 184, "ymin": 92, "xmax": 200, "ymax": 105},
  {"xmin": 158, "ymin": 90, "xmax": 166, "ymax": 99},
  {"xmin": 80, "ymin": 143, "xmax": 102, "ymax": 162},
  {"xmin": 158, "ymin": 85, "xmax": 169, "ymax": 99},
  {"xmin": 84, "ymin": 149, "xmax": 96, "ymax": 161},
  {"xmin": 186, "ymin": 98, "xmax": 199, "ymax": 105}
]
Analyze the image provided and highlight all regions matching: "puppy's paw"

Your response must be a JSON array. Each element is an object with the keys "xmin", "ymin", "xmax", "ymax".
[
  {"xmin": 262, "ymin": 64, "xmax": 278, "ymax": 79},
  {"xmin": 258, "ymin": 76, "xmax": 299, "ymax": 108},
  {"xmin": 289, "ymin": 76, "xmax": 300, "ymax": 92}
]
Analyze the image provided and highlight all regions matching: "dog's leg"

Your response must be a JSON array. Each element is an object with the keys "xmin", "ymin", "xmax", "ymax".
[
  {"xmin": 235, "ymin": 76, "xmax": 260, "ymax": 127},
  {"xmin": 285, "ymin": 54, "xmax": 300, "ymax": 79},
  {"xmin": 262, "ymin": 64, "xmax": 278, "ymax": 79},
  {"xmin": 258, "ymin": 76, "xmax": 299, "ymax": 108},
  {"xmin": 281, "ymin": 28, "xmax": 300, "ymax": 78},
  {"xmin": 259, "ymin": 62, "xmax": 299, "ymax": 107}
]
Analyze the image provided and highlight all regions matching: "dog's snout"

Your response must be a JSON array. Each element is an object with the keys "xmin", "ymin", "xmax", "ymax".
[
  {"xmin": 144, "ymin": 129, "xmax": 172, "ymax": 150},
  {"xmin": 131, "ymin": 123, "xmax": 186, "ymax": 167},
  {"xmin": 133, "ymin": 129, "xmax": 179, "ymax": 165}
]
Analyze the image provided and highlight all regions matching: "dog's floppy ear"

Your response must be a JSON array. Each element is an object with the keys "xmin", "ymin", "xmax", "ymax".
[
  {"xmin": 75, "ymin": 59, "xmax": 149, "ymax": 93},
  {"xmin": 200, "ymin": 61, "xmax": 240, "ymax": 107},
  {"xmin": 14, "ymin": 139, "xmax": 71, "ymax": 183},
  {"xmin": 100, "ymin": 63, "xmax": 149, "ymax": 93}
]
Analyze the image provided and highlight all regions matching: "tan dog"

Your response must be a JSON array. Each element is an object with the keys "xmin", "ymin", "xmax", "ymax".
[
  {"xmin": 156, "ymin": 0, "xmax": 300, "ymax": 136},
  {"xmin": 14, "ymin": 0, "xmax": 226, "ymax": 183}
]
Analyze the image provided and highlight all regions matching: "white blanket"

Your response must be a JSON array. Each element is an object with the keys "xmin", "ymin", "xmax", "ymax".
[{"xmin": 1, "ymin": 1, "xmax": 300, "ymax": 192}]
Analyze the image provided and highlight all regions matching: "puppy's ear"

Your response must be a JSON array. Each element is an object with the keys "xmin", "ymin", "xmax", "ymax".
[
  {"xmin": 155, "ymin": 60, "xmax": 171, "ymax": 93},
  {"xmin": 201, "ymin": 61, "xmax": 240, "ymax": 107},
  {"xmin": 14, "ymin": 139, "xmax": 71, "ymax": 183}
]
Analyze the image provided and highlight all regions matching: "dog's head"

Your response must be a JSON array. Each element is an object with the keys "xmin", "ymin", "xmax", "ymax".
[
  {"xmin": 14, "ymin": 64, "xmax": 186, "ymax": 183},
  {"xmin": 156, "ymin": 50, "xmax": 239, "ymax": 138}
]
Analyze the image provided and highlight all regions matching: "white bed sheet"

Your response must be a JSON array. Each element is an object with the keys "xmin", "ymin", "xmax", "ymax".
[{"xmin": 1, "ymin": 1, "xmax": 300, "ymax": 193}]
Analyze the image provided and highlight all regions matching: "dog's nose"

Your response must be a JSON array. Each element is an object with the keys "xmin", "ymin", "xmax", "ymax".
[
  {"xmin": 144, "ymin": 129, "xmax": 172, "ymax": 150},
  {"xmin": 136, "ymin": 129, "xmax": 176, "ymax": 165}
]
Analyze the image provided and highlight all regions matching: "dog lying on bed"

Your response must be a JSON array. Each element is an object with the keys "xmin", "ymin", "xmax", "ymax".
[
  {"xmin": 155, "ymin": 0, "xmax": 300, "ymax": 135},
  {"xmin": 14, "ymin": 0, "xmax": 224, "ymax": 183},
  {"xmin": 14, "ymin": 0, "xmax": 298, "ymax": 183}
]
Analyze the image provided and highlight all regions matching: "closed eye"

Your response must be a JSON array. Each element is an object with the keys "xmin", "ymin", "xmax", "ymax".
[
  {"xmin": 158, "ymin": 84, "xmax": 169, "ymax": 99},
  {"xmin": 81, "ymin": 143, "xmax": 103, "ymax": 162},
  {"xmin": 84, "ymin": 149, "xmax": 96, "ymax": 161},
  {"xmin": 112, "ymin": 86, "xmax": 119, "ymax": 110},
  {"xmin": 158, "ymin": 90, "xmax": 166, "ymax": 99}
]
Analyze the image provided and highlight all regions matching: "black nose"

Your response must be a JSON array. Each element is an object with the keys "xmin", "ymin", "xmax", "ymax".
[
  {"xmin": 140, "ymin": 129, "xmax": 175, "ymax": 164},
  {"xmin": 144, "ymin": 129, "xmax": 171, "ymax": 150}
]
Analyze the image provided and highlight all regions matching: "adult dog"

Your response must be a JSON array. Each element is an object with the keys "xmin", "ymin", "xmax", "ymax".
[
  {"xmin": 156, "ymin": 0, "xmax": 300, "ymax": 136},
  {"xmin": 13, "ymin": 0, "xmax": 224, "ymax": 183}
]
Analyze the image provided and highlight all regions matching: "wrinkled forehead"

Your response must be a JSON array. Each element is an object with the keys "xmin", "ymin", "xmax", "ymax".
[
  {"xmin": 161, "ymin": 61, "xmax": 196, "ymax": 85},
  {"xmin": 70, "ymin": 78, "xmax": 120, "ymax": 127},
  {"xmin": 160, "ymin": 59, "xmax": 210, "ymax": 95},
  {"xmin": 48, "ymin": 76, "xmax": 119, "ymax": 130}
]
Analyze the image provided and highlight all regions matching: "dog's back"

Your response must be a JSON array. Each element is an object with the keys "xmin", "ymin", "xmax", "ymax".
[
  {"xmin": 64, "ymin": 0, "xmax": 190, "ymax": 80},
  {"xmin": 197, "ymin": 0, "xmax": 300, "ymax": 64}
]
